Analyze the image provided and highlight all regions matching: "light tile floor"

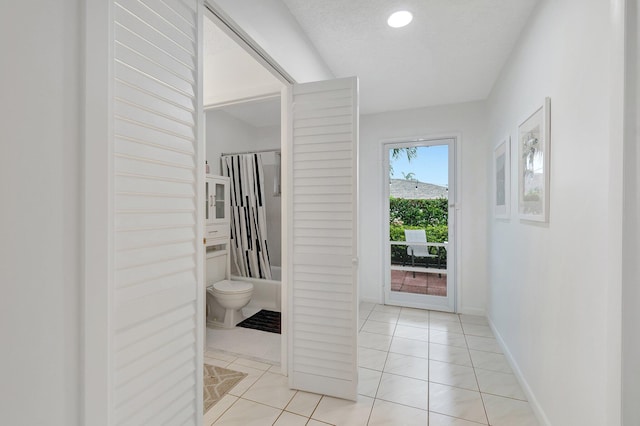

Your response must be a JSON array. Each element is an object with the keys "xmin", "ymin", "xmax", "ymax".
[
  {"xmin": 204, "ymin": 302, "xmax": 540, "ymax": 425},
  {"xmin": 206, "ymin": 322, "xmax": 281, "ymax": 364}
]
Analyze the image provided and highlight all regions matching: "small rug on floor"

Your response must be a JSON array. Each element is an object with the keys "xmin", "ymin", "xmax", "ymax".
[
  {"xmin": 237, "ymin": 309, "xmax": 281, "ymax": 334},
  {"xmin": 203, "ymin": 364, "xmax": 247, "ymax": 413}
]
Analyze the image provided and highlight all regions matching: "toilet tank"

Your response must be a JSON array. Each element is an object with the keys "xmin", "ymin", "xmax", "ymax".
[{"xmin": 206, "ymin": 245, "xmax": 227, "ymax": 286}]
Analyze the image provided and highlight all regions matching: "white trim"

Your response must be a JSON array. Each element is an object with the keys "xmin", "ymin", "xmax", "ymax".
[
  {"xmin": 488, "ymin": 317, "xmax": 552, "ymax": 426},
  {"xmin": 203, "ymin": 4, "xmax": 294, "ymax": 86},
  {"xmin": 84, "ymin": 1, "xmax": 114, "ymax": 423},
  {"xmin": 195, "ymin": 1, "xmax": 205, "ymax": 421},
  {"xmin": 381, "ymin": 135, "xmax": 459, "ymax": 312},
  {"xmin": 280, "ymin": 84, "xmax": 291, "ymax": 376},
  {"xmin": 622, "ymin": 0, "xmax": 640, "ymax": 424},
  {"xmin": 457, "ymin": 307, "xmax": 486, "ymax": 316},
  {"xmin": 606, "ymin": 0, "xmax": 626, "ymax": 424},
  {"xmin": 203, "ymin": 93, "xmax": 281, "ymax": 110}
]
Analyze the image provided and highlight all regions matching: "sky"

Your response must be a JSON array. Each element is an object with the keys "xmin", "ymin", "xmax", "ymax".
[{"xmin": 389, "ymin": 145, "xmax": 449, "ymax": 187}]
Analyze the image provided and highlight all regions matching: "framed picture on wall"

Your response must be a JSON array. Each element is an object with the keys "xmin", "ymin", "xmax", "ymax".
[
  {"xmin": 494, "ymin": 137, "xmax": 510, "ymax": 219},
  {"xmin": 518, "ymin": 97, "xmax": 551, "ymax": 222}
]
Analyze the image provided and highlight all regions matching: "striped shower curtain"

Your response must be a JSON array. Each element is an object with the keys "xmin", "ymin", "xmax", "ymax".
[{"xmin": 222, "ymin": 154, "xmax": 272, "ymax": 279}]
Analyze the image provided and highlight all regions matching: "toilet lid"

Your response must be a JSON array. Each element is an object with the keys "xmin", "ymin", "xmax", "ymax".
[{"xmin": 212, "ymin": 279, "xmax": 253, "ymax": 294}]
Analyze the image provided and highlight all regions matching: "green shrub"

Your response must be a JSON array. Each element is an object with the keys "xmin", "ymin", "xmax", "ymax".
[
  {"xmin": 389, "ymin": 224, "xmax": 448, "ymax": 266},
  {"xmin": 389, "ymin": 197, "xmax": 448, "ymax": 227},
  {"xmin": 389, "ymin": 197, "xmax": 449, "ymax": 267}
]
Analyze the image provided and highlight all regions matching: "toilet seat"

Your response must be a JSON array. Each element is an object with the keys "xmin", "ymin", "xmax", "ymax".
[{"xmin": 212, "ymin": 279, "xmax": 253, "ymax": 294}]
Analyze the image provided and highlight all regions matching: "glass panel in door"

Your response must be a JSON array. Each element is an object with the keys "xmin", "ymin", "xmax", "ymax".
[{"xmin": 215, "ymin": 183, "xmax": 225, "ymax": 219}]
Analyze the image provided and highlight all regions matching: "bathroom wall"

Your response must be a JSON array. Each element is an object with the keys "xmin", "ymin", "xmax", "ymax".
[
  {"xmin": 206, "ymin": 109, "xmax": 257, "ymax": 175},
  {"xmin": 206, "ymin": 108, "xmax": 282, "ymax": 268},
  {"xmin": 260, "ymin": 149, "xmax": 283, "ymax": 268}
]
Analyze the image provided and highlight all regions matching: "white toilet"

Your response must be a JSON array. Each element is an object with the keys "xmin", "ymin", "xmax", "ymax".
[{"xmin": 207, "ymin": 279, "xmax": 254, "ymax": 328}]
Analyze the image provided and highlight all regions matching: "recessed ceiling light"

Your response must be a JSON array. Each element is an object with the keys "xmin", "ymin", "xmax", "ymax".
[{"xmin": 387, "ymin": 11, "xmax": 413, "ymax": 28}]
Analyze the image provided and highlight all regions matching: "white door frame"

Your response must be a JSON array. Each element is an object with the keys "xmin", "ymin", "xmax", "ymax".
[
  {"xmin": 84, "ymin": 2, "xmax": 113, "ymax": 422},
  {"xmin": 381, "ymin": 135, "xmax": 460, "ymax": 312},
  {"xmin": 203, "ymin": 3, "xmax": 295, "ymax": 86}
]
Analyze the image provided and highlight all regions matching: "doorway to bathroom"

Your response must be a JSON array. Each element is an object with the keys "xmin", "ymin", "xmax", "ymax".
[
  {"xmin": 202, "ymin": 4, "xmax": 360, "ymax": 401},
  {"xmin": 202, "ymin": 10, "xmax": 286, "ymax": 365},
  {"xmin": 383, "ymin": 138, "xmax": 456, "ymax": 312}
]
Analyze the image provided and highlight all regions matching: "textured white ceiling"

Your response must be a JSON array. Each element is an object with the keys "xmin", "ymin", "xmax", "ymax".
[{"xmin": 281, "ymin": 0, "xmax": 539, "ymax": 114}]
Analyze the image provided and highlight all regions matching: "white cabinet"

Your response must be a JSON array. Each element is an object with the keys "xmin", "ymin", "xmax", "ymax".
[
  {"xmin": 205, "ymin": 175, "xmax": 230, "ymax": 244},
  {"xmin": 204, "ymin": 175, "xmax": 231, "ymax": 339}
]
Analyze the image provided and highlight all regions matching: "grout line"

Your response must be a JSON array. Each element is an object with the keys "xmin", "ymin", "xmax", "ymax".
[
  {"xmin": 429, "ymin": 411, "xmax": 488, "ymax": 425},
  {"xmin": 427, "ymin": 309, "xmax": 431, "ymax": 418},
  {"xmin": 307, "ymin": 395, "xmax": 324, "ymax": 424},
  {"xmin": 272, "ymin": 409, "xmax": 286, "ymax": 425},
  {"xmin": 479, "ymin": 390, "xmax": 529, "ymax": 402},
  {"xmin": 466, "ymin": 317, "xmax": 491, "ymax": 426},
  {"xmin": 209, "ymin": 394, "xmax": 241, "ymax": 425},
  {"xmin": 213, "ymin": 303, "xmax": 531, "ymax": 425},
  {"xmin": 365, "ymin": 326, "xmax": 395, "ymax": 426},
  {"xmin": 373, "ymin": 395, "xmax": 430, "ymax": 412}
]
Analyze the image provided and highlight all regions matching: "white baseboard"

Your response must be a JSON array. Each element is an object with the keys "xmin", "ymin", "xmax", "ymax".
[
  {"xmin": 457, "ymin": 306, "xmax": 485, "ymax": 316},
  {"xmin": 360, "ymin": 297, "xmax": 382, "ymax": 305},
  {"xmin": 487, "ymin": 317, "xmax": 552, "ymax": 426}
]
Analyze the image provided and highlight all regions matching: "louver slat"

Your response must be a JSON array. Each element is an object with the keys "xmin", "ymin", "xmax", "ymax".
[{"xmin": 289, "ymin": 77, "xmax": 359, "ymax": 400}]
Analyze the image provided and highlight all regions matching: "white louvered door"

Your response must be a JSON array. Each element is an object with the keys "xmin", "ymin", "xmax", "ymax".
[
  {"xmin": 111, "ymin": 0, "xmax": 203, "ymax": 424},
  {"xmin": 287, "ymin": 77, "xmax": 359, "ymax": 400}
]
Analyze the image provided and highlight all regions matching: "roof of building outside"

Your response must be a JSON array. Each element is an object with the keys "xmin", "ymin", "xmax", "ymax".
[{"xmin": 390, "ymin": 179, "xmax": 448, "ymax": 200}]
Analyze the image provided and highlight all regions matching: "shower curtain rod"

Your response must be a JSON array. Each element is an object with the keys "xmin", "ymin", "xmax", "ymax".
[{"xmin": 221, "ymin": 148, "xmax": 281, "ymax": 156}]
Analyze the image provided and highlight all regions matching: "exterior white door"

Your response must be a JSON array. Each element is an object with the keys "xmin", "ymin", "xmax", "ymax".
[
  {"xmin": 286, "ymin": 77, "xmax": 359, "ymax": 400},
  {"xmin": 383, "ymin": 138, "xmax": 457, "ymax": 312},
  {"xmin": 85, "ymin": 0, "xmax": 205, "ymax": 424}
]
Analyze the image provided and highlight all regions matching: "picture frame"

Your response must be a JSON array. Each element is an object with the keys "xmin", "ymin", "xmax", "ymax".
[
  {"xmin": 493, "ymin": 137, "xmax": 510, "ymax": 219},
  {"xmin": 518, "ymin": 97, "xmax": 551, "ymax": 222}
]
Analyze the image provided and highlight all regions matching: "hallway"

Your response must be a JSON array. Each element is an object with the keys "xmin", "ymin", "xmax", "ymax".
[{"xmin": 203, "ymin": 303, "xmax": 539, "ymax": 425}]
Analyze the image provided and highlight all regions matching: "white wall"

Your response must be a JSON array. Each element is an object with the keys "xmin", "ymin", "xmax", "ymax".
[
  {"xmin": 622, "ymin": 1, "xmax": 640, "ymax": 424},
  {"xmin": 206, "ymin": 110, "xmax": 282, "ymax": 267},
  {"xmin": 0, "ymin": 2, "xmax": 81, "ymax": 425},
  {"xmin": 206, "ymin": 109, "xmax": 259, "ymax": 174},
  {"xmin": 210, "ymin": 0, "xmax": 334, "ymax": 83},
  {"xmin": 485, "ymin": 0, "xmax": 622, "ymax": 424},
  {"xmin": 359, "ymin": 102, "xmax": 488, "ymax": 314},
  {"xmin": 203, "ymin": 17, "xmax": 283, "ymax": 107}
]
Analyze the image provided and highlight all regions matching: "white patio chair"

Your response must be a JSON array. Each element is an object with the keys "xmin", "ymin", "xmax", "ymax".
[{"xmin": 404, "ymin": 229, "xmax": 439, "ymax": 277}]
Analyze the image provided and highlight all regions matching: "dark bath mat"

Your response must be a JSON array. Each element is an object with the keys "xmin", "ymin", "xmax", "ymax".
[{"xmin": 237, "ymin": 310, "xmax": 281, "ymax": 334}]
